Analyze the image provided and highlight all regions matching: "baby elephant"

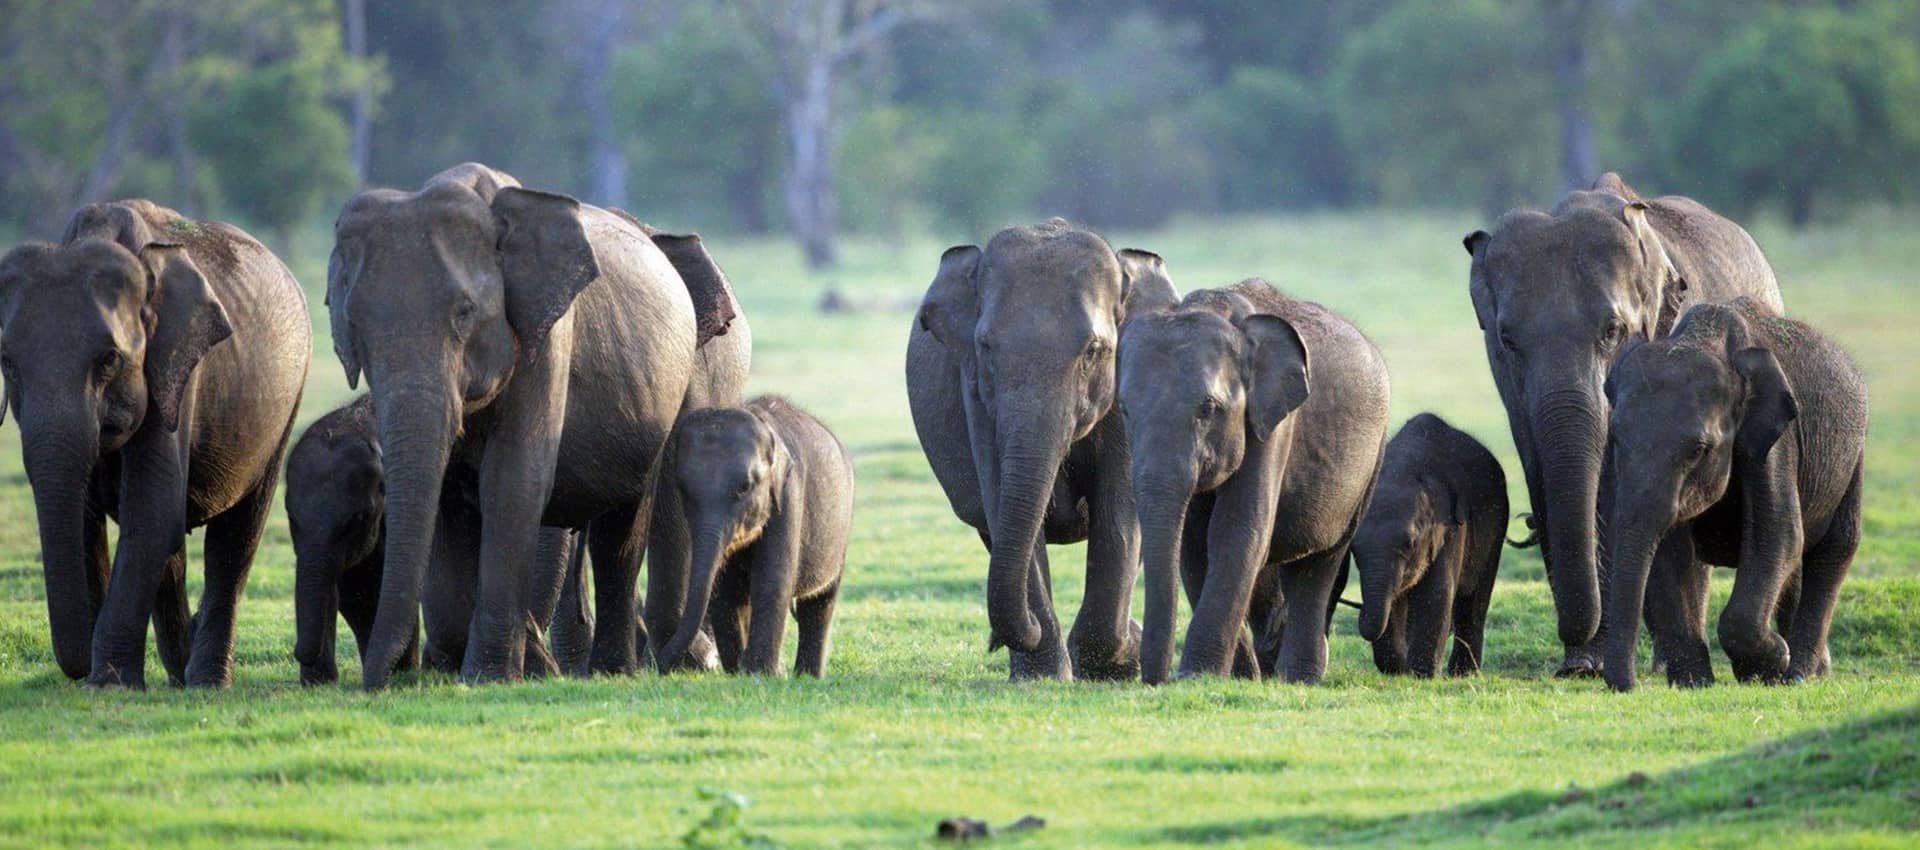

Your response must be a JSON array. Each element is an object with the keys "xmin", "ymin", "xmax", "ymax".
[
  {"xmin": 288, "ymin": 396, "xmax": 573, "ymax": 685},
  {"xmin": 1602, "ymin": 298, "xmax": 1866, "ymax": 692},
  {"xmin": 1351, "ymin": 413, "xmax": 1507, "ymax": 677},
  {"xmin": 655, "ymin": 396, "xmax": 854, "ymax": 677}
]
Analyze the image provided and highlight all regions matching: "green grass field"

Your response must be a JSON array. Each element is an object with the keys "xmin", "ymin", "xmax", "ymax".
[{"xmin": 0, "ymin": 211, "xmax": 1915, "ymax": 849}]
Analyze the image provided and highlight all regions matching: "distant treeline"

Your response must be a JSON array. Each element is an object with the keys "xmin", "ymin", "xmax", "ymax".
[{"xmin": 3, "ymin": 1, "xmax": 1917, "ymax": 261}]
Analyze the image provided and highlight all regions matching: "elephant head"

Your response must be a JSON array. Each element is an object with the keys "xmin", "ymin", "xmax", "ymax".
[
  {"xmin": 1463, "ymin": 196, "xmax": 1687, "ymax": 660},
  {"xmin": 1600, "ymin": 301, "xmax": 1796, "ymax": 690},
  {"xmin": 1115, "ymin": 289, "xmax": 1310, "ymax": 683},
  {"xmin": 1351, "ymin": 477, "xmax": 1465, "ymax": 643},
  {"xmin": 915, "ymin": 219, "xmax": 1176, "ymax": 655},
  {"xmin": 327, "ymin": 163, "xmax": 605, "ymax": 688},
  {"xmin": 655, "ymin": 406, "xmax": 787, "ymax": 672},
  {"xmin": 0, "ymin": 202, "xmax": 232, "ymax": 678}
]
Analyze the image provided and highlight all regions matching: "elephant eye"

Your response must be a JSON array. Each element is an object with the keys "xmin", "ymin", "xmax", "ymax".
[
  {"xmin": 95, "ymin": 350, "xmax": 125, "ymax": 380},
  {"xmin": 1601, "ymin": 320, "xmax": 1628, "ymax": 348},
  {"xmin": 1499, "ymin": 330, "xmax": 1522, "ymax": 358},
  {"xmin": 1197, "ymin": 397, "xmax": 1222, "ymax": 420},
  {"xmin": 1686, "ymin": 440, "xmax": 1710, "ymax": 462}
]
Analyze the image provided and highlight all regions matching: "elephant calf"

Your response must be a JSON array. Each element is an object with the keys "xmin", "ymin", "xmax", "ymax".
[
  {"xmin": 654, "ymin": 396, "xmax": 854, "ymax": 677},
  {"xmin": 1601, "ymin": 298, "xmax": 1866, "ymax": 692},
  {"xmin": 1117, "ymin": 279, "xmax": 1390, "ymax": 684},
  {"xmin": 1351, "ymin": 413, "xmax": 1507, "ymax": 677},
  {"xmin": 287, "ymin": 395, "xmax": 575, "ymax": 685}
]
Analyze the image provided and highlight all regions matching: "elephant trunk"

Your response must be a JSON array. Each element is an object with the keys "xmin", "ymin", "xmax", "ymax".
[
  {"xmin": 20, "ymin": 404, "xmax": 102, "ymax": 681},
  {"xmin": 1355, "ymin": 549, "xmax": 1400, "ymax": 644},
  {"xmin": 1531, "ymin": 387, "xmax": 1605, "ymax": 651},
  {"xmin": 1601, "ymin": 478, "xmax": 1671, "ymax": 692},
  {"xmin": 985, "ymin": 436, "xmax": 1061, "ymax": 655},
  {"xmin": 292, "ymin": 539, "xmax": 341, "ymax": 686},
  {"xmin": 360, "ymin": 382, "xmax": 456, "ymax": 689},
  {"xmin": 658, "ymin": 519, "xmax": 730, "ymax": 674},
  {"xmin": 1131, "ymin": 470, "xmax": 1193, "ymax": 685}
]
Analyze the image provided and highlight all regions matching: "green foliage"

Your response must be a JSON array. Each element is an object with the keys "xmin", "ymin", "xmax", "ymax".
[
  {"xmin": 680, "ymin": 788, "xmax": 779, "ymax": 850},
  {"xmin": 189, "ymin": 61, "xmax": 354, "ymax": 242},
  {"xmin": 613, "ymin": 6, "xmax": 781, "ymax": 232},
  {"xmin": 1331, "ymin": 0, "xmax": 1557, "ymax": 212},
  {"xmin": 1192, "ymin": 65, "xmax": 1351, "ymax": 209},
  {"xmin": 1665, "ymin": 7, "xmax": 1920, "ymax": 225}
]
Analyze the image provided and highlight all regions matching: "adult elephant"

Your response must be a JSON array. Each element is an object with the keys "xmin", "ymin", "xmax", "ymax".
[
  {"xmin": 1463, "ymin": 172, "xmax": 1782, "ymax": 676},
  {"xmin": 0, "ymin": 200, "xmax": 309, "ymax": 688},
  {"xmin": 328, "ymin": 163, "xmax": 736, "ymax": 688},
  {"xmin": 907, "ymin": 219, "xmax": 1177, "ymax": 680}
]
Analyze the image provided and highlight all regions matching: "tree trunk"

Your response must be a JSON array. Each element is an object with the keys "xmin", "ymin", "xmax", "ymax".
[
  {"xmin": 578, "ymin": 0, "xmax": 629, "ymax": 208},
  {"xmin": 342, "ymin": 0, "xmax": 372, "ymax": 185},
  {"xmin": 157, "ymin": 6, "xmax": 198, "ymax": 216},
  {"xmin": 1554, "ymin": 0, "xmax": 1596, "ymax": 194},
  {"xmin": 784, "ymin": 53, "xmax": 839, "ymax": 268}
]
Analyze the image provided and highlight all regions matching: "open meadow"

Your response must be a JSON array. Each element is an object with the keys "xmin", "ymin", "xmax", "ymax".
[{"xmin": 0, "ymin": 211, "xmax": 1915, "ymax": 848}]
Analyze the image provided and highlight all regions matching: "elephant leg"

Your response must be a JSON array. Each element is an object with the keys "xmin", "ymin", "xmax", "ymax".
[
  {"xmin": 519, "ymin": 528, "xmax": 573, "ymax": 680},
  {"xmin": 1788, "ymin": 467, "xmax": 1859, "ymax": 682},
  {"xmin": 422, "ymin": 501, "xmax": 479, "ymax": 675},
  {"xmin": 793, "ymin": 580, "xmax": 840, "ymax": 678},
  {"xmin": 151, "ymin": 547, "xmax": 190, "ymax": 687},
  {"xmin": 550, "ymin": 531, "xmax": 595, "ymax": 677},
  {"xmin": 338, "ymin": 556, "xmax": 379, "ymax": 671},
  {"xmin": 1645, "ymin": 531, "xmax": 1712, "ymax": 688},
  {"xmin": 1008, "ymin": 540, "xmax": 1070, "ymax": 681},
  {"xmin": 1404, "ymin": 569, "xmax": 1457, "ymax": 679},
  {"xmin": 1070, "ymin": 450, "xmax": 1142, "ymax": 682},
  {"xmin": 593, "ymin": 503, "xmax": 647, "ymax": 676},
  {"xmin": 1774, "ymin": 570, "xmax": 1801, "ymax": 642},
  {"xmin": 187, "ymin": 468, "xmax": 280, "ymax": 688},
  {"xmin": 1273, "ymin": 546, "xmax": 1345, "ymax": 685},
  {"xmin": 709, "ymin": 574, "xmax": 749, "ymax": 674},
  {"xmin": 1371, "ymin": 599, "xmax": 1409, "ymax": 675},
  {"xmin": 1447, "ymin": 586, "xmax": 1494, "ymax": 677}
]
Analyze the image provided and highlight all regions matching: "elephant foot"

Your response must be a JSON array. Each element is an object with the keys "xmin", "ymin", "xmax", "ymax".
[
  {"xmin": 1728, "ymin": 634, "xmax": 1790, "ymax": 684},
  {"xmin": 185, "ymin": 657, "xmax": 234, "ymax": 689},
  {"xmin": 300, "ymin": 663, "xmax": 340, "ymax": 687},
  {"xmin": 83, "ymin": 663, "xmax": 146, "ymax": 691},
  {"xmin": 1554, "ymin": 645, "xmax": 1604, "ymax": 679},
  {"xmin": 1008, "ymin": 631, "xmax": 1072, "ymax": 682},
  {"xmin": 1069, "ymin": 619, "xmax": 1142, "ymax": 682}
]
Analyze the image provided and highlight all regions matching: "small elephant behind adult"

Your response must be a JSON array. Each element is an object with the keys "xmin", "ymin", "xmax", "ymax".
[
  {"xmin": 1118, "ymin": 279, "xmax": 1391, "ymax": 684},
  {"xmin": 1351, "ymin": 413, "xmax": 1507, "ymax": 677},
  {"xmin": 654, "ymin": 396, "xmax": 854, "ymax": 677},
  {"xmin": 1601, "ymin": 298, "xmax": 1866, "ymax": 692},
  {"xmin": 287, "ymin": 394, "xmax": 576, "ymax": 685}
]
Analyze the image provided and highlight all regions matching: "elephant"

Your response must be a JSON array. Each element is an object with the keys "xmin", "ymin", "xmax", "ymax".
[
  {"xmin": 907, "ymin": 218, "xmax": 1178, "ymax": 681},
  {"xmin": 1600, "ymin": 299, "xmax": 1866, "ymax": 691},
  {"xmin": 0, "ymin": 200, "xmax": 309, "ymax": 688},
  {"xmin": 654, "ymin": 396, "xmax": 854, "ymax": 677},
  {"xmin": 326, "ymin": 163, "xmax": 739, "ymax": 688},
  {"xmin": 1351, "ymin": 413, "xmax": 1507, "ymax": 677},
  {"xmin": 1117, "ymin": 280, "xmax": 1390, "ymax": 684},
  {"xmin": 1463, "ymin": 171, "xmax": 1783, "ymax": 676},
  {"xmin": 286, "ymin": 394, "xmax": 582, "ymax": 685}
]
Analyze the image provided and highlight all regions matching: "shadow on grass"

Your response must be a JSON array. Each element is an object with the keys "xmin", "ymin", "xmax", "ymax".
[{"xmin": 1149, "ymin": 702, "xmax": 1920, "ymax": 847}]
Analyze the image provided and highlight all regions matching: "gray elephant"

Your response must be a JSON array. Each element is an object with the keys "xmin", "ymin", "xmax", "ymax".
[
  {"xmin": 327, "ymin": 163, "xmax": 739, "ymax": 688},
  {"xmin": 0, "ymin": 200, "xmax": 309, "ymax": 688},
  {"xmin": 907, "ymin": 218, "xmax": 1178, "ymax": 681},
  {"xmin": 1601, "ymin": 299, "xmax": 1865, "ymax": 691},
  {"xmin": 654, "ymin": 396, "xmax": 854, "ymax": 677},
  {"xmin": 1464, "ymin": 172, "xmax": 1783, "ymax": 676},
  {"xmin": 286, "ymin": 394, "xmax": 580, "ymax": 685},
  {"xmin": 1117, "ymin": 280, "xmax": 1390, "ymax": 684},
  {"xmin": 1351, "ymin": 413, "xmax": 1507, "ymax": 677}
]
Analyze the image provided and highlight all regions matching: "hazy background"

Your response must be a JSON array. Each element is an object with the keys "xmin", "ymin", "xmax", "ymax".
[{"xmin": 4, "ymin": 0, "xmax": 1919, "ymax": 262}]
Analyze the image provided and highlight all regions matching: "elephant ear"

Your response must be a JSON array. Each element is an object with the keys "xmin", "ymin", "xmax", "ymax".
[
  {"xmin": 1239, "ymin": 313, "xmax": 1311, "ymax": 440},
  {"xmin": 491, "ymin": 187, "xmax": 601, "ymax": 359},
  {"xmin": 1732, "ymin": 346, "xmax": 1798, "ymax": 460},
  {"xmin": 648, "ymin": 231, "xmax": 739, "ymax": 348},
  {"xmin": 140, "ymin": 243, "xmax": 234, "ymax": 432},
  {"xmin": 916, "ymin": 244, "xmax": 981, "ymax": 349},
  {"xmin": 1621, "ymin": 201, "xmax": 1687, "ymax": 337},
  {"xmin": 325, "ymin": 244, "xmax": 362, "ymax": 390},
  {"xmin": 1463, "ymin": 230, "xmax": 1494, "ymax": 330},
  {"xmin": 0, "ymin": 244, "xmax": 55, "ymax": 428},
  {"xmin": 1117, "ymin": 248, "xmax": 1178, "ymax": 318}
]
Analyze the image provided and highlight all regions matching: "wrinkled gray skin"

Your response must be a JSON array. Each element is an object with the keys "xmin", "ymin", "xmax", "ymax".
[
  {"xmin": 287, "ymin": 394, "xmax": 580, "ymax": 685},
  {"xmin": 1601, "ymin": 299, "xmax": 1865, "ymax": 691},
  {"xmin": 1465, "ymin": 172, "xmax": 1783, "ymax": 676},
  {"xmin": 328, "ymin": 163, "xmax": 737, "ymax": 688},
  {"xmin": 1118, "ymin": 281, "xmax": 1389, "ymax": 684},
  {"xmin": 907, "ymin": 219, "xmax": 1177, "ymax": 681},
  {"xmin": 0, "ymin": 201, "xmax": 309, "ymax": 688},
  {"xmin": 1352, "ymin": 413, "xmax": 1507, "ymax": 677},
  {"xmin": 655, "ymin": 397, "xmax": 853, "ymax": 676}
]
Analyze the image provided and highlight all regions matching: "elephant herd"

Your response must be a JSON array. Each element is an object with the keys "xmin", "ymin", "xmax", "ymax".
[{"xmin": 0, "ymin": 165, "xmax": 1866, "ymax": 695}]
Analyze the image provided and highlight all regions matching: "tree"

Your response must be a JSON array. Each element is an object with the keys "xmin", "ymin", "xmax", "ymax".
[
  {"xmin": 1667, "ymin": 7, "xmax": 1920, "ymax": 225},
  {"xmin": 189, "ymin": 58, "xmax": 355, "ymax": 248},
  {"xmin": 728, "ymin": 0, "xmax": 939, "ymax": 267}
]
